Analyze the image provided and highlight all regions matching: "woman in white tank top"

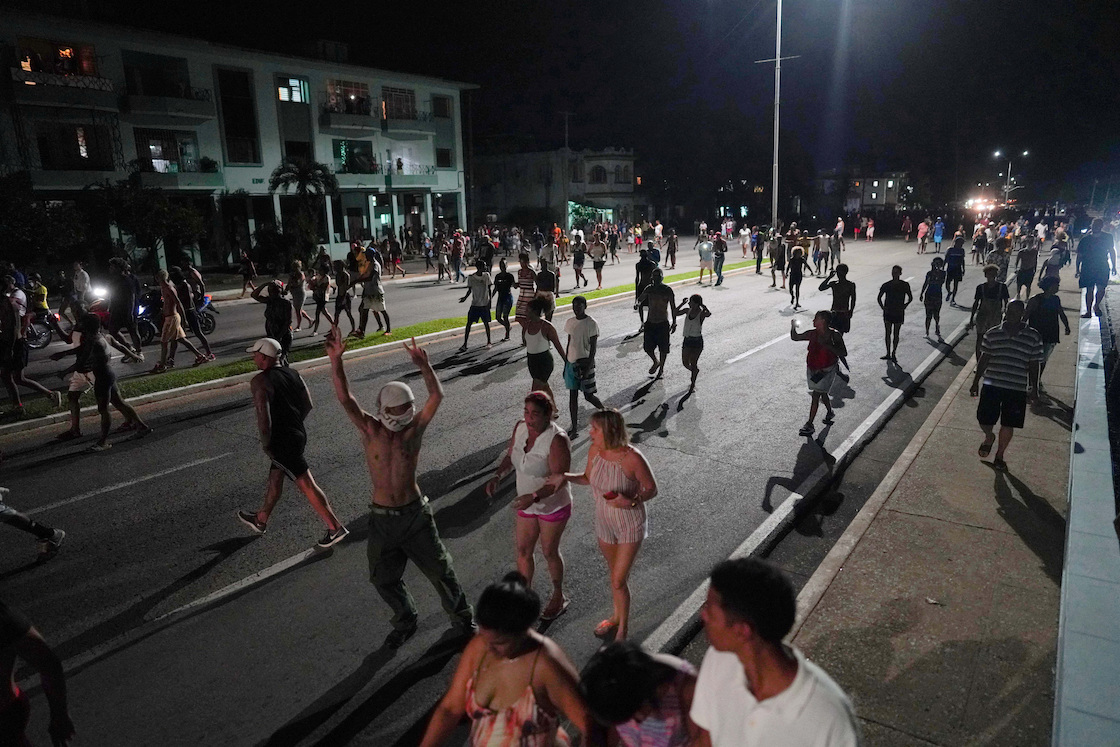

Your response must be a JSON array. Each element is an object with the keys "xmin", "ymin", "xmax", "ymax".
[
  {"xmin": 517, "ymin": 298, "xmax": 566, "ymax": 411},
  {"xmin": 486, "ymin": 391, "xmax": 574, "ymax": 620}
]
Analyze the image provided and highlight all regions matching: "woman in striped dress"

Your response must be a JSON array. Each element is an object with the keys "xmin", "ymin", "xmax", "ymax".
[
  {"xmin": 515, "ymin": 252, "xmax": 538, "ymax": 325},
  {"xmin": 550, "ymin": 409, "xmax": 657, "ymax": 642}
]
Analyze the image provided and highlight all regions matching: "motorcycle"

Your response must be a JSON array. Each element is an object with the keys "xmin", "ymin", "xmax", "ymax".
[
  {"xmin": 196, "ymin": 294, "xmax": 219, "ymax": 335},
  {"xmin": 135, "ymin": 289, "xmax": 162, "ymax": 346},
  {"xmin": 25, "ymin": 309, "xmax": 60, "ymax": 350}
]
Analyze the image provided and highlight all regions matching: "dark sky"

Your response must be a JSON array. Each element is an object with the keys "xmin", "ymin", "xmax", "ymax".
[{"xmin": 23, "ymin": 0, "xmax": 1120, "ymax": 205}]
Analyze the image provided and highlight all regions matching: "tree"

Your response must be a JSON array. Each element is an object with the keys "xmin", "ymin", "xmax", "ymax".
[
  {"xmin": 0, "ymin": 171, "xmax": 87, "ymax": 267},
  {"xmin": 268, "ymin": 158, "xmax": 338, "ymax": 264},
  {"xmin": 91, "ymin": 175, "xmax": 206, "ymax": 271}
]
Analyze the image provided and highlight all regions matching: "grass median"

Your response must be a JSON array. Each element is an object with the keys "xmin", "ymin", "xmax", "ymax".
[{"xmin": 6, "ymin": 259, "xmax": 762, "ymax": 426}]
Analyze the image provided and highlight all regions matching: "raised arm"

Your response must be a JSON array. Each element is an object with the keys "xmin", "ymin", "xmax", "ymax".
[
  {"xmin": 790, "ymin": 318, "xmax": 812, "ymax": 341},
  {"xmin": 325, "ymin": 325, "xmax": 374, "ymax": 431},
  {"xmin": 250, "ymin": 282, "xmax": 269, "ymax": 303},
  {"xmin": 406, "ymin": 337, "xmax": 443, "ymax": 429}
]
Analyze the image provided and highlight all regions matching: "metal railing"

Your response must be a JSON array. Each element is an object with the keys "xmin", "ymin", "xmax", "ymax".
[
  {"xmin": 127, "ymin": 85, "xmax": 212, "ymax": 102},
  {"xmin": 11, "ymin": 67, "xmax": 114, "ymax": 91}
]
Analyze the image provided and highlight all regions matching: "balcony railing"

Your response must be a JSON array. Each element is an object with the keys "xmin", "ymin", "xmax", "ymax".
[
  {"xmin": 11, "ymin": 67, "xmax": 114, "ymax": 91},
  {"xmin": 127, "ymin": 85, "xmax": 212, "ymax": 102},
  {"xmin": 332, "ymin": 159, "xmax": 384, "ymax": 175},
  {"xmin": 133, "ymin": 157, "xmax": 219, "ymax": 174}
]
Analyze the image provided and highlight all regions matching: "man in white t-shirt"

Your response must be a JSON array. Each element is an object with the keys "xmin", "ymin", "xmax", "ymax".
[
  {"xmin": 1035, "ymin": 220, "xmax": 1048, "ymax": 243},
  {"xmin": 562, "ymin": 295, "xmax": 604, "ymax": 436},
  {"xmin": 691, "ymin": 558, "xmax": 862, "ymax": 747},
  {"xmin": 457, "ymin": 261, "xmax": 493, "ymax": 351}
]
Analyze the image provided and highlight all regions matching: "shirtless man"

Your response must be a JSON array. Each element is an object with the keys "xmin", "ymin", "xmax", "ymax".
[
  {"xmin": 636, "ymin": 269, "xmax": 677, "ymax": 379},
  {"xmin": 326, "ymin": 328, "xmax": 474, "ymax": 649},
  {"xmin": 819, "ymin": 264, "xmax": 856, "ymax": 382},
  {"xmin": 151, "ymin": 268, "xmax": 206, "ymax": 374}
]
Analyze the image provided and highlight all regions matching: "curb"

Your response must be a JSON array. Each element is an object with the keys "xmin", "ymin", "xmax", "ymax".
[
  {"xmin": 788, "ymin": 353, "xmax": 977, "ymax": 640},
  {"xmin": 0, "ymin": 263, "xmax": 766, "ymax": 439},
  {"xmin": 642, "ymin": 317, "xmax": 972, "ymax": 655}
]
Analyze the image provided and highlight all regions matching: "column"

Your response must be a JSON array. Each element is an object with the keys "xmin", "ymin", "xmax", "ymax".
[
  {"xmin": 323, "ymin": 194, "xmax": 338, "ymax": 259},
  {"xmin": 423, "ymin": 192, "xmax": 434, "ymax": 236}
]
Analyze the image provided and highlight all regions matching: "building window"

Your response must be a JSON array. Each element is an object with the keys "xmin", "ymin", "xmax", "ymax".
[
  {"xmin": 216, "ymin": 68, "xmax": 260, "ymax": 164},
  {"xmin": 590, "ymin": 165, "xmax": 607, "ymax": 184},
  {"xmin": 332, "ymin": 139, "xmax": 379, "ymax": 174},
  {"xmin": 432, "ymin": 95, "xmax": 453, "ymax": 119},
  {"xmin": 382, "ymin": 87, "xmax": 417, "ymax": 120},
  {"xmin": 18, "ymin": 37, "xmax": 99, "ymax": 76},
  {"xmin": 570, "ymin": 161, "xmax": 583, "ymax": 183},
  {"xmin": 37, "ymin": 122, "xmax": 113, "ymax": 170},
  {"xmin": 122, "ymin": 51, "xmax": 193, "ymax": 98},
  {"xmin": 887, "ymin": 180, "xmax": 894, "ymax": 188},
  {"xmin": 325, "ymin": 80, "xmax": 371, "ymax": 115},
  {"xmin": 870, "ymin": 192, "xmax": 877, "ymax": 200},
  {"xmin": 873, "ymin": 180, "xmax": 879, "ymax": 187},
  {"xmin": 436, "ymin": 148, "xmax": 453, "ymax": 168},
  {"xmin": 134, "ymin": 128, "xmax": 201, "ymax": 172},
  {"xmin": 277, "ymin": 77, "xmax": 309, "ymax": 104}
]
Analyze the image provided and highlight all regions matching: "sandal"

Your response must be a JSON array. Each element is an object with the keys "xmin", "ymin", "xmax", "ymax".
[
  {"xmin": 594, "ymin": 619, "xmax": 619, "ymax": 637},
  {"xmin": 541, "ymin": 596, "xmax": 571, "ymax": 622},
  {"xmin": 992, "ymin": 457, "xmax": 1008, "ymax": 472},
  {"xmin": 978, "ymin": 438, "xmax": 995, "ymax": 458},
  {"xmin": 114, "ymin": 422, "xmax": 137, "ymax": 433}
]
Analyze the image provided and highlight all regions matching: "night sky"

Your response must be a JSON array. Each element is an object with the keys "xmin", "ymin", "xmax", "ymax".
[{"xmin": 20, "ymin": 0, "xmax": 1120, "ymax": 205}]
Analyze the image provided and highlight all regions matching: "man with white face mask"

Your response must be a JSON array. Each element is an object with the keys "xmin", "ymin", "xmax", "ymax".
[{"xmin": 325, "ymin": 326, "xmax": 474, "ymax": 649}]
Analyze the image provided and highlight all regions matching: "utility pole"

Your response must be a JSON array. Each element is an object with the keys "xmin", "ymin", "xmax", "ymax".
[
  {"xmin": 1090, "ymin": 178, "xmax": 1099, "ymax": 210},
  {"xmin": 559, "ymin": 111, "xmax": 574, "ymax": 229},
  {"xmin": 560, "ymin": 111, "xmax": 574, "ymax": 151},
  {"xmin": 754, "ymin": 10, "xmax": 799, "ymax": 226}
]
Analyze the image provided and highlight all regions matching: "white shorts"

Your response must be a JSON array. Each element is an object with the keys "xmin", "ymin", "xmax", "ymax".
[
  {"xmin": 69, "ymin": 371, "xmax": 94, "ymax": 393},
  {"xmin": 807, "ymin": 365, "xmax": 837, "ymax": 394}
]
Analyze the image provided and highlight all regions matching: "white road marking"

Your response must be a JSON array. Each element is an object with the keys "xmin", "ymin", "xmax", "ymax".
[
  {"xmin": 725, "ymin": 333, "xmax": 789, "ymax": 364},
  {"xmin": 643, "ymin": 317, "xmax": 969, "ymax": 653},
  {"xmin": 26, "ymin": 454, "xmax": 231, "ymax": 516},
  {"xmin": 904, "ymin": 276, "xmax": 915, "ymax": 282}
]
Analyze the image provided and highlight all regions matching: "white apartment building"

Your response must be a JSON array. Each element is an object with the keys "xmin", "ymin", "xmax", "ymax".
[
  {"xmin": 0, "ymin": 10, "xmax": 474, "ymax": 264},
  {"xmin": 474, "ymin": 148, "xmax": 642, "ymax": 228},
  {"xmin": 845, "ymin": 173, "xmax": 910, "ymax": 213}
]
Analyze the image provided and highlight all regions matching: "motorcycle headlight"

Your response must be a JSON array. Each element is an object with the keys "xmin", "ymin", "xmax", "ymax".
[
  {"xmin": 93, "ymin": 286, "xmax": 109, "ymax": 298},
  {"xmin": 137, "ymin": 306, "xmax": 146, "ymax": 314}
]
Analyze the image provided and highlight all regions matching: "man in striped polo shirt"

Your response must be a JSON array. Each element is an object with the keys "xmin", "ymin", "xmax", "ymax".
[{"xmin": 969, "ymin": 300, "xmax": 1043, "ymax": 471}]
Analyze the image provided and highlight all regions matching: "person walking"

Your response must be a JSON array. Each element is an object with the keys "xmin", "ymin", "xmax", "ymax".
[
  {"xmin": 288, "ymin": 261, "xmax": 313, "ymax": 331},
  {"xmin": 563, "ymin": 296, "xmax": 605, "ymax": 436},
  {"xmin": 236, "ymin": 337, "xmax": 348, "ymax": 548},
  {"xmin": 252, "ymin": 280, "xmax": 294, "ymax": 362},
  {"xmin": 458, "ymin": 261, "xmax": 494, "ymax": 351},
  {"xmin": 1014, "ymin": 239, "xmax": 1040, "ymax": 301},
  {"xmin": 664, "ymin": 229, "xmax": 678, "ymax": 270},
  {"xmin": 106, "ymin": 259, "xmax": 143, "ymax": 359},
  {"xmin": 818, "ymin": 265, "xmax": 855, "ymax": 382},
  {"xmin": 1, "ymin": 275, "xmax": 62, "ymax": 414},
  {"xmin": 933, "ymin": 217, "xmax": 946, "ymax": 252},
  {"xmin": 518, "ymin": 297, "xmax": 566, "ymax": 405},
  {"xmin": 865, "ymin": 218, "xmax": 875, "ymax": 242},
  {"xmin": 326, "ymin": 330, "xmax": 475, "ymax": 648},
  {"xmin": 902, "ymin": 215, "xmax": 913, "ymax": 242},
  {"xmin": 1, "ymin": 486, "xmax": 65, "ymax": 560},
  {"xmin": 419, "ymin": 572, "xmax": 593, "ymax": 746},
  {"xmin": 917, "ymin": 219, "xmax": 930, "ymax": 253},
  {"xmin": 50, "ymin": 315, "xmax": 150, "ymax": 451},
  {"xmin": 151, "ymin": 269, "xmax": 207, "ymax": 374},
  {"xmin": 549, "ymin": 409, "xmax": 658, "ymax": 642},
  {"xmin": 487, "ymin": 392, "xmax": 574, "ymax": 620},
  {"xmin": 633, "ymin": 250, "xmax": 657, "ymax": 332},
  {"xmin": 967, "ymin": 265, "xmax": 1010, "ymax": 362},
  {"xmin": 1075, "ymin": 217, "xmax": 1116, "ymax": 318},
  {"xmin": 589, "ymin": 234, "xmax": 608, "ymax": 288},
  {"xmin": 876, "ymin": 266, "xmax": 912, "ymax": 362},
  {"xmin": 636, "ymin": 269, "xmax": 677, "ymax": 379},
  {"xmin": 331, "ymin": 260, "xmax": 357, "ymax": 336},
  {"xmin": 169, "ymin": 265, "xmax": 215, "ymax": 362},
  {"xmin": 571, "ymin": 238, "xmax": 589, "ymax": 289},
  {"xmin": 676, "ymin": 294, "xmax": 711, "ymax": 392},
  {"xmin": 514, "ymin": 252, "xmax": 538, "ymax": 331},
  {"xmin": 769, "ymin": 231, "xmax": 787, "ymax": 289},
  {"xmin": 787, "ymin": 247, "xmax": 808, "ymax": 310},
  {"xmin": 357, "ymin": 254, "xmax": 391, "ymax": 336},
  {"xmin": 690, "ymin": 558, "xmax": 860, "ymax": 746},
  {"xmin": 790, "ymin": 311, "xmax": 845, "ymax": 436},
  {"xmin": 712, "ymin": 232, "xmax": 727, "ymax": 286},
  {"xmin": 696, "ymin": 237, "xmax": 714, "ymax": 285},
  {"xmin": 944, "ymin": 236, "xmax": 967, "ymax": 304},
  {"xmin": 970, "ymin": 300, "xmax": 1044, "ymax": 470},
  {"xmin": 535, "ymin": 260, "xmax": 559, "ymax": 322},
  {"xmin": 920, "ymin": 257, "xmax": 947, "ymax": 338},
  {"xmin": 580, "ymin": 640, "xmax": 699, "ymax": 747},
  {"xmin": 239, "ymin": 251, "xmax": 258, "ymax": 298},
  {"xmin": 492, "ymin": 258, "xmax": 515, "ymax": 342},
  {"xmin": 309, "ymin": 267, "xmax": 333, "ymax": 334},
  {"xmin": 1025, "ymin": 276, "xmax": 1071, "ymax": 384}
]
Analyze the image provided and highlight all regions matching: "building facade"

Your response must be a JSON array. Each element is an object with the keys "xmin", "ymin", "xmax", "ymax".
[
  {"xmin": 474, "ymin": 148, "xmax": 642, "ymax": 228},
  {"xmin": 0, "ymin": 11, "xmax": 474, "ymax": 265},
  {"xmin": 844, "ymin": 172, "xmax": 910, "ymax": 213}
]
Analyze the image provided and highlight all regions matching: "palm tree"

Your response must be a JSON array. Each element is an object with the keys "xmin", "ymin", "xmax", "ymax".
[{"xmin": 268, "ymin": 158, "xmax": 339, "ymax": 262}]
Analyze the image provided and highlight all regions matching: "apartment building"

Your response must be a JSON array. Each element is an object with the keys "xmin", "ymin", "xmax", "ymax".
[
  {"xmin": 0, "ymin": 10, "xmax": 474, "ymax": 263},
  {"xmin": 845, "ymin": 173, "xmax": 910, "ymax": 213},
  {"xmin": 474, "ymin": 147, "xmax": 643, "ymax": 228}
]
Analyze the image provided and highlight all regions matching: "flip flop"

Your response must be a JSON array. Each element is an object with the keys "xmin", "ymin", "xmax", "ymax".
[
  {"xmin": 540, "ymin": 597, "xmax": 571, "ymax": 622},
  {"xmin": 594, "ymin": 619, "xmax": 619, "ymax": 637},
  {"xmin": 978, "ymin": 438, "xmax": 995, "ymax": 458},
  {"xmin": 992, "ymin": 458, "xmax": 1008, "ymax": 472}
]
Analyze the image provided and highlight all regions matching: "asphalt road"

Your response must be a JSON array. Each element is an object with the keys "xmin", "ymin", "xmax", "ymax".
[
  {"xmin": 2, "ymin": 238, "xmax": 980, "ymax": 745},
  {"xmin": 14, "ymin": 245, "xmax": 707, "ymax": 389}
]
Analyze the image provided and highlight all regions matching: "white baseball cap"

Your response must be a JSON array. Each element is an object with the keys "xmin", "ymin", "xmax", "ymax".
[{"xmin": 246, "ymin": 338, "xmax": 282, "ymax": 357}]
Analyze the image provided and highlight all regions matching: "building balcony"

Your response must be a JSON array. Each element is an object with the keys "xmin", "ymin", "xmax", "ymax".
[
  {"xmin": 387, "ymin": 165, "xmax": 439, "ymax": 188},
  {"xmin": 133, "ymin": 158, "xmax": 224, "ymax": 190},
  {"xmin": 7, "ymin": 68, "xmax": 118, "ymax": 111},
  {"xmin": 122, "ymin": 88, "xmax": 215, "ymax": 123},
  {"xmin": 384, "ymin": 109, "xmax": 439, "ymax": 141},
  {"xmin": 319, "ymin": 109, "xmax": 380, "ymax": 131}
]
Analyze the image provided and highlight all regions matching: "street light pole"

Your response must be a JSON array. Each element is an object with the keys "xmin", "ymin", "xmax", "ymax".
[{"xmin": 771, "ymin": 0, "xmax": 782, "ymax": 226}]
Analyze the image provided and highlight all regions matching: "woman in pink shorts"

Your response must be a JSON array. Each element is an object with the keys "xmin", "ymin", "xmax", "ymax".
[
  {"xmin": 552, "ymin": 409, "xmax": 658, "ymax": 641},
  {"xmin": 487, "ymin": 391, "xmax": 574, "ymax": 621}
]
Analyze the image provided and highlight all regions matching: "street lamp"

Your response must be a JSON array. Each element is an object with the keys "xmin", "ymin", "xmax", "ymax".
[{"xmin": 993, "ymin": 150, "xmax": 1028, "ymax": 200}]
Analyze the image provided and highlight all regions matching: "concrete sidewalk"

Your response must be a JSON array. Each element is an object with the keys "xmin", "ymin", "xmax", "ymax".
[{"xmin": 790, "ymin": 288, "xmax": 1078, "ymax": 745}]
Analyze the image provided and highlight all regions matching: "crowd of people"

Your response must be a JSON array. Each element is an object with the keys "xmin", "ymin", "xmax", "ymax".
[{"xmin": 1, "ymin": 206, "xmax": 1115, "ymax": 745}]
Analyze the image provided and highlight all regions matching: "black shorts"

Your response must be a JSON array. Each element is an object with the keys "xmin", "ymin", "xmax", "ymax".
[
  {"xmin": 643, "ymin": 321, "xmax": 671, "ymax": 355},
  {"xmin": 0, "ymin": 339, "xmax": 28, "ymax": 372},
  {"xmin": 335, "ymin": 294, "xmax": 352, "ymax": 312},
  {"xmin": 270, "ymin": 430, "xmax": 309, "ymax": 479},
  {"xmin": 947, "ymin": 267, "xmax": 964, "ymax": 282},
  {"xmin": 527, "ymin": 351, "xmax": 553, "ymax": 381},
  {"xmin": 831, "ymin": 311, "xmax": 851, "ymax": 334},
  {"xmin": 883, "ymin": 313, "xmax": 904, "ymax": 326},
  {"xmin": 1016, "ymin": 269, "xmax": 1035, "ymax": 287},
  {"xmin": 593, "ymin": 260, "xmax": 606, "ymax": 270},
  {"xmin": 977, "ymin": 385, "xmax": 1028, "ymax": 429},
  {"xmin": 1079, "ymin": 268, "xmax": 1108, "ymax": 289},
  {"xmin": 773, "ymin": 257, "xmax": 786, "ymax": 271},
  {"xmin": 682, "ymin": 336, "xmax": 704, "ymax": 350},
  {"xmin": 496, "ymin": 293, "xmax": 513, "ymax": 316},
  {"xmin": 467, "ymin": 305, "xmax": 491, "ymax": 324}
]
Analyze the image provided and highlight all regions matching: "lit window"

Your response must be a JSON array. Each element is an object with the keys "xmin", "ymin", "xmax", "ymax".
[
  {"xmin": 873, "ymin": 180, "xmax": 879, "ymax": 187},
  {"xmin": 278, "ymin": 77, "xmax": 309, "ymax": 104},
  {"xmin": 870, "ymin": 192, "xmax": 877, "ymax": 200},
  {"xmin": 636, "ymin": 176, "xmax": 642, "ymax": 185},
  {"xmin": 887, "ymin": 180, "xmax": 894, "ymax": 188},
  {"xmin": 76, "ymin": 127, "xmax": 88, "ymax": 159}
]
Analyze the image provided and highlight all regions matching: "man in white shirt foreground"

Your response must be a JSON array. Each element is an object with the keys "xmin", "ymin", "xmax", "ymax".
[{"xmin": 690, "ymin": 558, "xmax": 862, "ymax": 746}]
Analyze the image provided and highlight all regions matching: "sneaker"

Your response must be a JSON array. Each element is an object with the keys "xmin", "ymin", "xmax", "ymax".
[
  {"xmin": 236, "ymin": 510, "xmax": 267, "ymax": 535},
  {"xmin": 822, "ymin": 412, "xmax": 836, "ymax": 424},
  {"xmin": 37, "ymin": 529, "xmax": 65, "ymax": 558},
  {"xmin": 317, "ymin": 525, "xmax": 350, "ymax": 548},
  {"xmin": 798, "ymin": 423, "xmax": 815, "ymax": 436},
  {"xmin": 193, "ymin": 354, "xmax": 208, "ymax": 367},
  {"xmin": 385, "ymin": 625, "xmax": 418, "ymax": 650}
]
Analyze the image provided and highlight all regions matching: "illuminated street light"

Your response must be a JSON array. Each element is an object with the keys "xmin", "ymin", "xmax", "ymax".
[{"xmin": 994, "ymin": 149, "xmax": 1028, "ymax": 199}]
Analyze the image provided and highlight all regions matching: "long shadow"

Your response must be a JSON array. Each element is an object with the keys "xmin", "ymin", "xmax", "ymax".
[
  {"xmin": 763, "ymin": 440, "xmax": 833, "ymax": 513},
  {"xmin": 988, "ymin": 465, "xmax": 1065, "ymax": 585},
  {"xmin": 418, "ymin": 440, "xmax": 508, "ymax": 501},
  {"xmin": 628, "ymin": 403, "xmax": 671, "ymax": 443},
  {"xmin": 260, "ymin": 646, "xmax": 395, "ymax": 746},
  {"xmin": 309, "ymin": 634, "xmax": 471, "ymax": 746},
  {"xmin": 433, "ymin": 481, "xmax": 516, "ymax": 539},
  {"xmin": 0, "ymin": 556, "xmax": 45, "ymax": 582},
  {"xmin": 1030, "ymin": 395, "xmax": 1073, "ymax": 431},
  {"xmin": 21, "ymin": 535, "xmax": 263, "ymax": 679}
]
